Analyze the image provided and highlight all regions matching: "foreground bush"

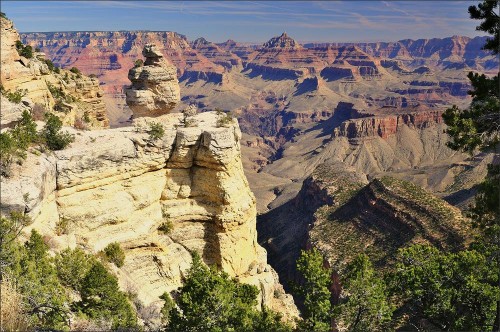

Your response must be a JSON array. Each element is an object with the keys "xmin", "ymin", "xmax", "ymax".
[
  {"xmin": 41, "ymin": 113, "xmax": 74, "ymax": 151},
  {"xmin": 77, "ymin": 261, "xmax": 137, "ymax": 329},
  {"xmin": 15, "ymin": 40, "xmax": 33, "ymax": 59},
  {"xmin": 103, "ymin": 242, "xmax": 125, "ymax": 268},
  {"xmin": 0, "ymin": 110, "xmax": 38, "ymax": 176},
  {"xmin": 165, "ymin": 252, "xmax": 291, "ymax": 331},
  {"xmin": 1, "ymin": 214, "xmax": 137, "ymax": 331}
]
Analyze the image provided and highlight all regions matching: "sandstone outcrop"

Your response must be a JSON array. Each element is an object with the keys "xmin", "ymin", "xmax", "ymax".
[
  {"xmin": 1, "ymin": 16, "xmax": 108, "ymax": 129},
  {"xmin": 1, "ymin": 111, "xmax": 298, "ymax": 321},
  {"xmin": 125, "ymin": 44, "xmax": 181, "ymax": 118}
]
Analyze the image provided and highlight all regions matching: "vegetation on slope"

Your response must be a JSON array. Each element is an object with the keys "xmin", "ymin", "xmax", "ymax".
[
  {"xmin": 0, "ymin": 110, "xmax": 74, "ymax": 177},
  {"xmin": 311, "ymin": 175, "xmax": 468, "ymax": 274},
  {"xmin": 164, "ymin": 252, "xmax": 292, "ymax": 331},
  {"xmin": 299, "ymin": 2, "xmax": 500, "ymax": 331},
  {"xmin": 0, "ymin": 213, "xmax": 137, "ymax": 331}
]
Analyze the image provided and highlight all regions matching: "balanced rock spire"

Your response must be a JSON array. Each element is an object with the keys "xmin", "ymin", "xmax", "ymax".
[{"xmin": 125, "ymin": 44, "xmax": 181, "ymax": 117}]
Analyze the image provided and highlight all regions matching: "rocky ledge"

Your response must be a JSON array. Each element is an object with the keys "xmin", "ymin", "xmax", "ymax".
[{"xmin": 0, "ymin": 111, "xmax": 298, "ymax": 320}]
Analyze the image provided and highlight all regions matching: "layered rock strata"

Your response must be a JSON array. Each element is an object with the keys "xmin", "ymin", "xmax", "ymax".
[{"xmin": 333, "ymin": 110, "xmax": 444, "ymax": 139}]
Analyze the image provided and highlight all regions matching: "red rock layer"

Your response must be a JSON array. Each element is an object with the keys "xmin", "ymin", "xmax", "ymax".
[{"xmin": 333, "ymin": 110, "xmax": 444, "ymax": 139}]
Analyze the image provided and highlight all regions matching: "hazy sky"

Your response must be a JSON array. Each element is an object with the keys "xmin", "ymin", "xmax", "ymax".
[{"xmin": 2, "ymin": 1, "xmax": 486, "ymax": 43}]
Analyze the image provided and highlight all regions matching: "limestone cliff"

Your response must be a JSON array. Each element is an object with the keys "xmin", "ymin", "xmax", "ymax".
[
  {"xmin": 0, "ymin": 111, "xmax": 297, "ymax": 322},
  {"xmin": 0, "ymin": 16, "xmax": 108, "ymax": 129}
]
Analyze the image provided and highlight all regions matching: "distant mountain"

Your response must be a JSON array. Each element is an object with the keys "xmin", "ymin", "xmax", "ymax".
[{"xmin": 304, "ymin": 35, "xmax": 497, "ymax": 70}]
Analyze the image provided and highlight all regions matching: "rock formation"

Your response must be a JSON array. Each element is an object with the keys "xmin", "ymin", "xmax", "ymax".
[
  {"xmin": 0, "ymin": 16, "xmax": 108, "ymax": 129},
  {"xmin": 262, "ymin": 32, "xmax": 302, "ymax": 50},
  {"xmin": 0, "ymin": 111, "xmax": 298, "ymax": 320},
  {"xmin": 191, "ymin": 37, "xmax": 242, "ymax": 70},
  {"xmin": 258, "ymin": 159, "xmax": 469, "ymax": 290},
  {"xmin": 125, "ymin": 44, "xmax": 181, "ymax": 118},
  {"xmin": 333, "ymin": 110, "xmax": 444, "ymax": 139}
]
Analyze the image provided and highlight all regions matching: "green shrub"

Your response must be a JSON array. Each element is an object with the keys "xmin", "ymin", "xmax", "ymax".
[
  {"xmin": 160, "ymin": 292, "xmax": 175, "ymax": 325},
  {"xmin": 1, "ymin": 11, "xmax": 7, "ymax": 19},
  {"xmin": 53, "ymin": 66, "xmax": 60, "ymax": 74},
  {"xmin": 54, "ymin": 217, "xmax": 70, "ymax": 236},
  {"xmin": 215, "ymin": 109, "xmax": 233, "ymax": 127},
  {"xmin": 69, "ymin": 67, "xmax": 81, "ymax": 75},
  {"xmin": 134, "ymin": 59, "xmax": 144, "ymax": 68},
  {"xmin": 78, "ymin": 261, "xmax": 137, "ymax": 329},
  {"xmin": 47, "ymin": 82, "xmax": 63, "ymax": 98},
  {"xmin": 147, "ymin": 122, "xmax": 165, "ymax": 141},
  {"xmin": 158, "ymin": 221, "xmax": 173, "ymax": 235},
  {"xmin": 41, "ymin": 113, "xmax": 74, "ymax": 151},
  {"xmin": 0, "ymin": 110, "xmax": 38, "ymax": 176},
  {"xmin": 4, "ymin": 89, "xmax": 26, "ymax": 104},
  {"xmin": 83, "ymin": 111, "xmax": 91, "ymax": 123},
  {"xmin": 12, "ymin": 110, "xmax": 38, "ymax": 148},
  {"xmin": 55, "ymin": 247, "xmax": 94, "ymax": 291},
  {"xmin": 15, "ymin": 40, "xmax": 33, "ymax": 59},
  {"xmin": 167, "ymin": 252, "xmax": 292, "ymax": 331},
  {"xmin": 0, "ymin": 132, "xmax": 15, "ymax": 176},
  {"xmin": 18, "ymin": 230, "xmax": 70, "ymax": 330},
  {"xmin": 103, "ymin": 242, "xmax": 125, "ymax": 268},
  {"xmin": 44, "ymin": 59, "xmax": 55, "ymax": 72}
]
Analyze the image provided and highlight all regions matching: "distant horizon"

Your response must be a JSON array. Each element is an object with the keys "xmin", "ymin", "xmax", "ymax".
[
  {"xmin": 18, "ymin": 29, "xmax": 489, "ymax": 46},
  {"xmin": 3, "ymin": 1, "xmax": 487, "ymax": 43}
]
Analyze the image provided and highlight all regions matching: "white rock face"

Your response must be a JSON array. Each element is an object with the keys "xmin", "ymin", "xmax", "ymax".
[
  {"xmin": 125, "ymin": 44, "xmax": 181, "ymax": 118},
  {"xmin": 0, "ymin": 111, "xmax": 298, "ymax": 321}
]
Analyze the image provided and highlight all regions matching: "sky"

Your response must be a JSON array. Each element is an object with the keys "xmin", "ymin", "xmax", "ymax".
[{"xmin": 1, "ymin": 1, "xmax": 486, "ymax": 43}]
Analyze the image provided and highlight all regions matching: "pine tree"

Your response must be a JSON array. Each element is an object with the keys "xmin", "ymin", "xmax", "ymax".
[
  {"xmin": 394, "ymin": 245, "xmax": 498, "ymax": 331},
  {"xmin": 442, "ymin": 1, "xmax": 500, "ymax": 330},
  {"xmin": 294, "ymin": 248, "xmax": 332, "ymax": 332},
  {"xmin": 334, "ymin": 254, "xmax": 393, "ymax": 331},
  {"xmin": 166, "ymin": 252, "xmax": 292, "ymax": 331},
  {"xmin": 78, "ymin": 261, "xmax": 137, "ymax": 329}
]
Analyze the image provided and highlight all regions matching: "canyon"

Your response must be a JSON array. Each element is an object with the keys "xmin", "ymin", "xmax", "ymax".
[
  {"xmin": 21, "ymin": 30, "xmax": 497, "ymax": 213},
  {"xmin": 3, "ymin": 14, "xmax": 498, "ymax": 329}
]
